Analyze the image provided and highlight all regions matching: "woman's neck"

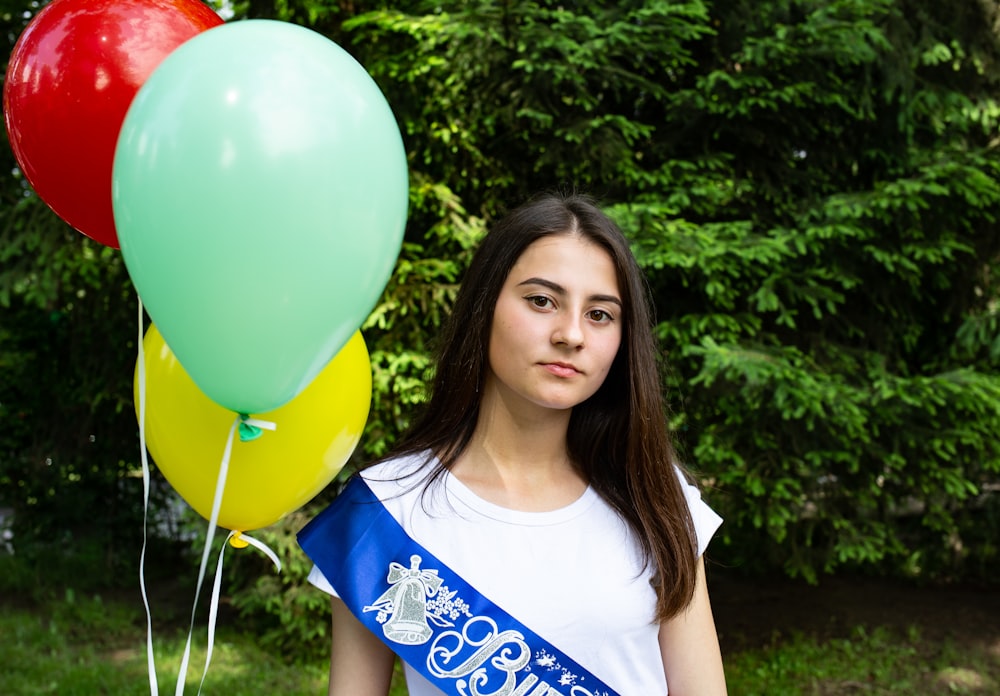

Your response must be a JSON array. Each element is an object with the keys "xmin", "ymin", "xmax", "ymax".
[{"xmin": 449, "ymin": 387, "xmax": 588, "ymax": 512}]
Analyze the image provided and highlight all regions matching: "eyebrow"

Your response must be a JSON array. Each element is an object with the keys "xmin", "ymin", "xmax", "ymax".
[{"xmin": 516, "ymin": 277, "xmax": 623, "ymax": 308}]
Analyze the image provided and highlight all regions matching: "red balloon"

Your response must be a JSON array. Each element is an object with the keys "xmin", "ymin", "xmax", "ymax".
[{"xmin": 3, "ymin": 0, "xmax": 223, "ymax": 248}]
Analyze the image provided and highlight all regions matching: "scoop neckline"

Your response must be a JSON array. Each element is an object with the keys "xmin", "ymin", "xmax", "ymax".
[{"xmin": 443, "ymin": 469, "xmax": 600, "ymax": 526}]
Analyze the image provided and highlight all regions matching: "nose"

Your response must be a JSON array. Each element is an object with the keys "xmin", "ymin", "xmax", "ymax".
[{"xmin": 552, "ymin": 313, "xmax": 585, "ymax": 349}]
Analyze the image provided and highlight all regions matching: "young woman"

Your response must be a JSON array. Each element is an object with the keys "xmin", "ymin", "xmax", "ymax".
[{"xmin": 299, "ymin": 193, "xmax": 727, "ymax": 695}]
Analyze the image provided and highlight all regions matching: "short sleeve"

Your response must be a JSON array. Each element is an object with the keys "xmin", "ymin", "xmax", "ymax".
[
  {"xmin": 307, "ymin": 564, "xmax": 338, "ymax": 597},
  {"xmin": 676, "ymin": 468, "xmax": 723, "ymax": 558}
]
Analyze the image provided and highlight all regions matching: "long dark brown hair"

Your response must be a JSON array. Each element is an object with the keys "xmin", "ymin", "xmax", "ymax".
[{"xmin": 376, "ymin": 192, "xmax": 699, "ymax": 621}]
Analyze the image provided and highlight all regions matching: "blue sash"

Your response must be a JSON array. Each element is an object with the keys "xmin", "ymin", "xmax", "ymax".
[{"xmin": 298, "ymin": 476, "xmax": 620, "ymax": 696}]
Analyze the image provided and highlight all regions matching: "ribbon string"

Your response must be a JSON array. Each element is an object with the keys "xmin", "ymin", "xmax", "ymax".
[
  {"xmin": 173, "ymin": 414, "xmax": 239, "ymax": 696},
  {"xmin": 136, "ymin": 296, "xmax": 159, "ymax": 696},
  {"xmin": 239, "ymin": 414, "xmax": 277, "ymax": 442},
  {"xmin": 196, "ymin": 530, "xmax": 282, "ymax": 695},
  {"xmin": 174, "ymin": 413, "xmax": 278, "ymax": 695},
  {"xmin": 134, "ymin": 300, "xmax": 280, "ymax": 695}
]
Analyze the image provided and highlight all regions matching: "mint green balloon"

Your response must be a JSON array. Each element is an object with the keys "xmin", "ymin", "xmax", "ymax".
[{"xmin": 113, "ymin": 20, "xmax": 407, "ymax": 415}]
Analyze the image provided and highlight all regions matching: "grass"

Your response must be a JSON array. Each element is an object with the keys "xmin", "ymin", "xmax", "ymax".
[
  {"xmin": 0, "ymin": 587, "xmax": 408, "ymax": 696},
  {"xmin": 2, "ymin": 590, "xmax": 328, "ymax": 695},
  {"xmin": 725, "ymin": 625, "xmax": 999, "ymax": 695},
  {"xmin": 2, "ymin": 590, "xmax": 997, "ymax": 695}
]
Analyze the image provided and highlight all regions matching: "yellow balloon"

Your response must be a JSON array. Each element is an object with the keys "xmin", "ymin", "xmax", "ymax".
[{"xmin": 136, "ymin": 324, "xmax": 371, "ymax": 532}]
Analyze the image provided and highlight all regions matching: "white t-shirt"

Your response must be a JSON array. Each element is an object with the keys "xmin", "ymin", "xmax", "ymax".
[{"xmin": 307, "ymin": 453, "xmax": 722, "ymax": 696}]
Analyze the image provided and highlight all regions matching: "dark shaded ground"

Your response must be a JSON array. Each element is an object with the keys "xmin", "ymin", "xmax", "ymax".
[{"xmin": 708, "ymin": 568, "xmax": 1000, "ymax": 657}]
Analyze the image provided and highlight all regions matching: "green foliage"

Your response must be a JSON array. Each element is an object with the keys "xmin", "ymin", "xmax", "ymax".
[
  {"xmin": 2, "ymin": 0, "xmax": 158, "ymax": 577},
  {"xmin": 345, "ymin": 0, "xmax": 713, "ymax": 216},
  {"xmin": 639, "ymin": 0, "xmax": 1000, "ymax": 581},
  {"xmin": 0, "ymin": 208, "xmax": 154, "ymax": 583}
]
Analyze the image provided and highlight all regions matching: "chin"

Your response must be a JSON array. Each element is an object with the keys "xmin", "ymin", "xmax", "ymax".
[{"xmin": 531, "ymin": 394, "xmax": 590, "ymax": 412}]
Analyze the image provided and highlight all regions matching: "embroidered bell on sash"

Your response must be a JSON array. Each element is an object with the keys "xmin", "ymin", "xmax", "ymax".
[{"xmin": 365, "ymin": 554, "xmax": 443, "ymax": 645}]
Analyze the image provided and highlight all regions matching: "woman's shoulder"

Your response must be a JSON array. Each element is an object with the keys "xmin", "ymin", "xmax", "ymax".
[{"xmin": 358, "ymin": 450, "xmax": 436, "ymax": 496}]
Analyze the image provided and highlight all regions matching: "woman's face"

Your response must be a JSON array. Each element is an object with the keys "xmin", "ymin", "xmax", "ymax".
[{"xmin": 485, "ymin": 233, "xmax": 623, "ymax": 415}]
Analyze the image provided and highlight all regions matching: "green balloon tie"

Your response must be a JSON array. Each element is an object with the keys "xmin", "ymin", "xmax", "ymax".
[{"xmin": 238, "ymin": 414, "xmax": 263, "ymax": 442}]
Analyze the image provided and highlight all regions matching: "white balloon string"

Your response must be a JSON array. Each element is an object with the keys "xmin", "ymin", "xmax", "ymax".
[
  {"xmin": 237, "ymin": 532, "xmax": 282, "ymax": 571},
  {"xmin": 242, "ymin": 416, "xmax": 277, "ymax": 432},
  {"xmin": 196, "ymin": 530, "xmax": 281, "ymax": 696},
  {"xmin": 136, "ymin": 296, "xmax": 159, "ymax": 696},
  {"xmin": 174, "ymin": 414, "xmax": 240, "ymax": 696}
]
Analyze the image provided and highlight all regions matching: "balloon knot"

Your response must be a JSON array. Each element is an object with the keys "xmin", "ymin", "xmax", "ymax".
[
  {"xmin": 229, "ymin": 532, "xmax": 250, "ymax": 549},
  {"xmin": 237, "ymin": 413, "xmax": 263, "ymax": 442}
]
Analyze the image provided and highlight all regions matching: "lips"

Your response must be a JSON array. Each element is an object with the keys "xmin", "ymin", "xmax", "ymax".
[{"xmin": 541, "ymin": 362, "xmax": 581, "ymax": 377}]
